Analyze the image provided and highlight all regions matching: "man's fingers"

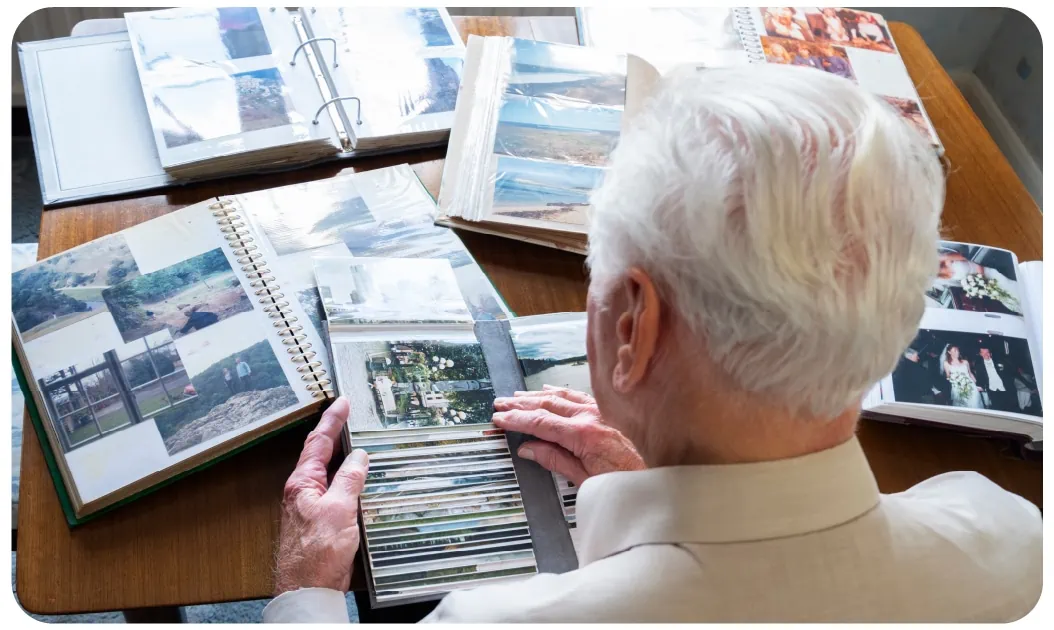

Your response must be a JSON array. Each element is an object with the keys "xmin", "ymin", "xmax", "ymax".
[
  {"xmin": 296, "ymin": 397, "xmax": 350, "ymax": 470},
  {"xmin": 517, "ymin": 441, "xmax": 588, "ymax": 486},
  {"xmin": 492, "ymin": 408, "xmax": 577, "ymax": 452},
  {"xmin": 495, "ymin": 393, "xmax": 582, "ymax": 417},
  {"xmin": 328, "ymin": 448, "xmax": 369, "ymax": 501},
  {"xmin": 540, "ymin": 385, "xmax": 596, "ymax": 404}
]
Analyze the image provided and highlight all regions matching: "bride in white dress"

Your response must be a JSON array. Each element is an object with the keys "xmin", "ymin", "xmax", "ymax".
[
  {"xmin": 936, "ymin": 251, "xmax": 1021, "ymax": 313},
  {"xmin": 941, "ymin": 345, "xmax": 983, "ymax": 409}
]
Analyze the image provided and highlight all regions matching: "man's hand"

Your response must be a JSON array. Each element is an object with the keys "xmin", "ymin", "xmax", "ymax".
[
  {"xmin": 274, "ymin": 397, "xmax": 368, "ymax": 595},
  {"xmin": 492, "ymin": 385, "xmax": 645, "ymax": 486}
]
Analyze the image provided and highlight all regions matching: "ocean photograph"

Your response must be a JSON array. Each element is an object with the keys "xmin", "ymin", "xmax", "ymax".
[
  {"xmin": 490, "ymin": 156, "xmax": 604, "ymax": 227},
  {"xmin": 506, "ymin": 40, "xmax": 626, "ymax": 108},
  {"xmin": 493, "ymin": 94, "xmax": 621, "ymax": 167}
]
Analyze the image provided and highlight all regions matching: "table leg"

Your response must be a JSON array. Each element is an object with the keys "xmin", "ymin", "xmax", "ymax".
[{"xmin": 122, "ymin": 606, "xmax": 186, "ymax": 623}]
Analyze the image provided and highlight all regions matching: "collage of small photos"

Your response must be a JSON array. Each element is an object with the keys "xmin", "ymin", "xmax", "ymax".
[
  {"xmin": 310, "ymin": 6, "xmax": 466, "ymax": 142},
  {"xmin": 751, "ymin": 7, "xmax": 937, "ymax": 145},
  {"xmin": 883, "ymin": 242, "xmax": 1042, "ymax": 419},
  {"xmin": 319, "ymin": 257, "xmax": 536, "ymax": 604},
  {"xmin": 487, "ymin": 39, "xmax": 626, "ymax": 230},
  {"xmin": 235, "ymin": 164, "xmax": 510, "ymax": 349},
  {"xmin": 509, "ymin": 313, "xmax": 592, "ymax": 549},
  {"xmin": 11, "ymin": 204, "xmax": 307, "ymax": 505},
  {"xmin": 124, "ymin": 7, "xmax": 330, "ymax": 166}
]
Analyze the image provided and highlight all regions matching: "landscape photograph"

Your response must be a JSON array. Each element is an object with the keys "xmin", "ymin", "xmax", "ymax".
[
  {"xmin": 510, "ymin": 317, "xmax": 591, "ymax": 393},
  {"xmin": 153, "ymin": 325, "xmax": 297, "ymax": 455},
  {"xmin": 253, "ymin": 191, "xmax": 373, "ymax": 257},
  {"xmin": 334, "ymin": 339, "xmax": 496, "ymax": 432},
  {"xmin": 493, "ymin": 93, "xmax": 621, "ymax": 166},
  {"xmin": 490, "ymin": 156, "xmax": 604, "ymax": 227},
  {"xmin": 103, "ymin": 247, "xmax": 252, "ymax": 343},
  {"xmin": 399, "ymin": 57, "xmax": 463, "ymax": 118},
  {"xmin": 507, "ymin": 39, "xmax": 626, "ymax": 107},
  {"xmin": 12, "ymin": 234, "xmax": 141, "ymax": 342},
  {"xmin": 335, "ymin": 7, "xmax": 456, "ymax": 51},
  {"xmin": 315, "ymin": 258, "xmax": 471, "ymax": 325},
  {"xmin": 234, "ymin": 67, "xmax": 293, "ymax": 134},
  {"xmin": 217, "ymin": 7, "xmax": 272, "ymax": 59}
]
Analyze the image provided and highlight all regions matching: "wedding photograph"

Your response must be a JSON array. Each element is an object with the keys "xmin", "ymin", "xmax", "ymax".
[
  {"xmin": 926, "ymin": 242, "xmax": 1022, "ymax": 315},
  {"xmin": 103, "ymin": 247, "xmax": 252, "ymax": 343},
  {"xmin": 892, "ymin": 329, "xmax": 1041, "ymax": 418},
  {"xmin": 12, "ymin": 234, "xmax": 141, "ymax": 342},
  {"xmin": 761, "ymin": 37, "xmax": 856, "ymax": 81}
]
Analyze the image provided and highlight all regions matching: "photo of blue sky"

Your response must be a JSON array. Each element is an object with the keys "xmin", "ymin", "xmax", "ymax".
[
  {"xmin": 492, "ymin": 157, "xmax": 604, "ymax": 208},
  {"xmin": 505, "ymin": 39, "xmax": 626, "ymax": 108},
  {"xmin": 497, "ymin": 94, "xmax": 621, "ymax": 133}
]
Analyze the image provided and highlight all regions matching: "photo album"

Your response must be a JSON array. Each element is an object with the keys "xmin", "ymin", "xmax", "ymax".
[
  {"xmin": 437, "ymin": 36, "xmax": 627, "ymax": 255},
  {"xmin": 19, "ymin": 7, "xmax": 466, "ymax": 204},
  {"xmin": 10, "ymin": 164, "xmax": 509, "ymax": 524},
  {"xmin": 316, "ymin": 260, "xmax": 577, "ymax": 607},
  {"xmin": 577, "ymin": 6, "xmax": 943, "ymax": 152},
  {"xmin": 863, "ymin": 242, "xmax": 1043, "ymax": 448}
]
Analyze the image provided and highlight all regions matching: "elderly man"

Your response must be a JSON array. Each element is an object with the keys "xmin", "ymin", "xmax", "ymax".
[{"xmin": 264, "ymin": 65, "xmax": 1041, "ymax": 622}]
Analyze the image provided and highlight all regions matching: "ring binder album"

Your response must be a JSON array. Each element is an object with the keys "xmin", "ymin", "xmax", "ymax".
[
  {"xmin": 732, "ymin": 7, "xmax": 766, "ymax": 63},
  {"xmin": 291, "ymin": 37, "xmax": 339, "ymax": 68},
  {"xmin": 314, "ymin": 96, "xmax": 363, "ymax": 126},
  {"xmin": 210, "ymin": 198, "xmax": 333, "ymax": 400}
]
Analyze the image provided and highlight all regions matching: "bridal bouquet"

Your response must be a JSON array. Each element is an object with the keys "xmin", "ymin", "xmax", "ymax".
[
  {"xmin": 962, "ymin": 273, "xmax": 1020, "ymax": 313},
  {"xmin": 949, "ymin": 371, "xmax": 976, "ymax": 400}
]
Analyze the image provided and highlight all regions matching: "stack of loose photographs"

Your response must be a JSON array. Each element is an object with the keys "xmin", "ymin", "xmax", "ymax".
[
  {"xmin": 316, "ymin": 257, "xmax": 539, "ymax": 605},
  {"xmin": 438, "ymin": 36, "xmax": 627, "ymax": 254},
  {"xmin": 124, "ymin": 7, "xmax": 342, "ymax": 179},
  {"xmin": 864, "ymin": 241, "xmax": 1044, "ymax": 448},
  {"xmin": 509, "ymin": 313, "xmax": 592, "ymax": 550}
]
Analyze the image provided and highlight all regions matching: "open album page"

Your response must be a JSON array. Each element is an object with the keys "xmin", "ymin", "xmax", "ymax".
[
  {"xmin": 11, "ymin": 201, "xmax": 316, "ymax": 514},
  {"xmin": 875, "ymin": 242, "xmax": 1041, "ymax": 426},
  {"xmin": 316, "ymin": 259, "xmax": 536, "ymax": 605},
  {"xmin": 508, "ymin": 312, "xmax": 590, "ymax": 551},
  {"xmin": 305, "ymin": 7, "xmax": 465, "ymax": 149},
  {"xmin": 742, "ymin": 7, "xmax": 941, "ymax": 149},
  {"xmin": 440, "ymin": 36, "xmax": 626, "ymax": 235},
  {"xmin": 124, "ymin": 7, "xmax": 339, "ymax": 172}
]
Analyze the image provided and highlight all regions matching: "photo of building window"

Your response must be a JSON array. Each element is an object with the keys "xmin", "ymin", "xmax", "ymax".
[{"xmin": 38, "ymin": 330, "xmax": 196, "ymax": 452}]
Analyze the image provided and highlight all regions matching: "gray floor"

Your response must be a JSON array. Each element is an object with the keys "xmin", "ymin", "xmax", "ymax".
[{"xmin": 9, "ymin": 131, "xmax": 359, "ymax": 623}]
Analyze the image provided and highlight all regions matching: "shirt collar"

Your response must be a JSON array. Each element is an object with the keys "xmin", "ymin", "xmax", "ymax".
[{"xmin": 575, "ymin": 437, "xmax": 880, "ymax": 565}]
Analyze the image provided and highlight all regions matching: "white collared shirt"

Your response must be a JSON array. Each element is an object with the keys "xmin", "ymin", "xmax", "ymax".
[
  {"xmin": 984, "ymin": 358, "xmax": 1006, "ymax": 391},
  {"xmin": 263, "ymin": 438, "xmax": 1041, "ymax": 623}
]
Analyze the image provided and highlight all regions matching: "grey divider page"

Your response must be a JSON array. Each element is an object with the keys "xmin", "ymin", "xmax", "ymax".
[{"xmin": 476, "ymin": 319, "xmax": 579, "ymax": 574}]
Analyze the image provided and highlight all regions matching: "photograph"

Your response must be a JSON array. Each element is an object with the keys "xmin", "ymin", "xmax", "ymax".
[
  {"xmin": 373, "ymin": 561, "xmax": 536, "ymax": 591},
  {"xmin": 333, "ymin": 337, "xmax": 496, "ymax": 432},
  {"xmin": 252, "ymin": 191, "xmax": 373, "ymax": 257},
  {"xmin": 365, "ymin": 517, "xmax": 529, "ymax": 545},
  {"xmin": 315, "ymin": 258, "xmax": 472, "ymax": 325},
  {"xmin": 880, "ymin": 96, "xmax": 932, "ymax": 142},
  {"xmin": 234, "ymin": 67, "xmax": 294, "ymax": 135},
  {"xmin": 296, "ymin": 288, "xmax": 326, "ymax": 338},
  {"xmin": 506, "ymin": 39, "xmax": 626, "ymax": 108},
  {"xmin": 364, "ymin": 501, "xmax": 524, "ymax": 529},
  {"xmin": 363, "ymin": 511, "xmax": 529, "ymax": 542},
  {"xmin": 369, "ymin": 452, "xmax": 514, "ymax": 474},
  {"xmin": 363, "ymin": 471, "xmax": 520, "ymax": 499},
  {"xmin": 360, "ymin": 480, "xmax": 520, "ymax": 507},
  {"xmin": 217, "ymin": 7, "xmax": 272, "ymax": 59},
  {"xmin": 760, "ymin": 37, "xmax": 855, "ymax": 80},
  {"xmin": 363, "ymin": 436, "xmax": 510, "ymax": 460},
  {"xmin": 333, "ymin": 7, "xmax": 456, "ymax": 52},
  {"xmin": 491, "ymin": 156, "xmax": 605, "ymax": 227},
  {"xmin": 373, "ymin": 550, "xmax": 536, "ymax": 581},
  {"xmin": 151, "ymin": 317, "xmax": 299, "ymax": 454},
  {"xmin": 364, "ymin": 492, "xmax": 522, "ymax": 520},
  {"xmin": 453, "ymin": 264, "xmax": 509, "ymax": 322},
  {"xmin": 761, "ymin": 7, "xmax": 895, "ymax": 53},
  {"xmin": 366, "ymin": 460, "xmax": 515, "ymax": 485},
  {"xmin": 926, "ymin": 242, "xmax": 1022, "ymax": 316},
  {"xmin": 510, "ymin": 317, "xmax": 591, "ymax": 393},
  {"xmin": 36, "ymin": 330, "xmax": 196, "ymax": 453},
  {"xmin": 493, "ymin": 94, "xmax": 622, "ymax": 167},
  {"xmin": 397, "ymin": 57, "xmax": 464, "ymax": 119},
  {"xmin": 371, "ymin": 529, "xmax": 532, "ymax": 558},
  {"xmin": 892, "ymin": 329, "xmax": 1041, "ymax": 418},
  {"xmin": 103, "ymin": 248, "xmax": 252, "ymax": 343},
  {"xmin": 353, "ymin": 424, "xmax": 504, "ymax": 446},
  {"xmin": 12, "ymin": 235, "xmax": 141, "ymax": 343}
]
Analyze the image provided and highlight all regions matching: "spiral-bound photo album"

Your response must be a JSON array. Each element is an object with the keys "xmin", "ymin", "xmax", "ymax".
[
  {"xmin": 18, "ymin": 7, "xmax": 465, "ymax": 205},
  {"xmin": 11, "ymin": 164, "xmax": 510, "ymax": 525}
]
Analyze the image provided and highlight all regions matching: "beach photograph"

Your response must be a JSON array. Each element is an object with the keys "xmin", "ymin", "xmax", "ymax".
[
  {"xmin": 510, "ymin": 316, "xmax": 591, "ymax": 393},
  {"xmin": 490, "ymin": 156, "xmax": 604, "ymax": 227},
  {"xmin": 333, "ymin": 338, "xmax": 496, "ymax": 431},
  {"xmin": 154, "ymin": 317, "xmax": 298, "ymax": 454},
  {"xmin": 493, "ymin": 94, "xmax": 622, "ymax": 167},
  {"xmin": 12, "ymin": 235, "xmax": 141, "ymax": 343},
  {"xmin": 103, "ymin": 247, "xmax": 252, "ymax": 343},
  {"xmin": 507, "ymin": 39, "xmax": 626, "ymax": 108}
]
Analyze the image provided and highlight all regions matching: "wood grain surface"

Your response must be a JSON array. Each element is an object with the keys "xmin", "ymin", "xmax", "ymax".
[{"xmin": 16, "ymin": 18, "xmax": 1041, "ymax": 615}]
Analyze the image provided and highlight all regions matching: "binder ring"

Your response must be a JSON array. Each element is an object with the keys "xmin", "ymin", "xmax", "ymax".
[
  {"xmin": 277, "ymin": 325, "xmax": 304, "ymax": 336},
  {"xmin": 313, "ymin": 96, "xmax": 362, "ymax": 126},
  {"xmin": 282, "ymin": 334, "xmax": 308, "ymax": 345},
  {"xmin": 274, "ymin": 318, "xmax": 300, "ymax": 328},
  {"xmin": 291, "ymin": 37, "xmax": 338, "ymax": 69},
  {"xmin": 258, "ymin": 292, "xmax": 285, "ymax": 302},
  {"xmin": 297, "ymin": 362, "xmax": 323, "ymax": 373},
  {"xmin": 287, "ymin": 343, "xmax": 312, "ymax": 354}
]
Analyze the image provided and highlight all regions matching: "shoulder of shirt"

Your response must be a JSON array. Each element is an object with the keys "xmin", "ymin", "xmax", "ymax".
[{"xmin": 422, "ymin": 545, "xmax": 700, "ymax": 623}]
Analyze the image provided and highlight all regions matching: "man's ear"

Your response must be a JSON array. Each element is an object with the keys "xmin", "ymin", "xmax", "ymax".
[{"xmin": 612, "ymin": 267, "xmax": 662, "ymax": 393}]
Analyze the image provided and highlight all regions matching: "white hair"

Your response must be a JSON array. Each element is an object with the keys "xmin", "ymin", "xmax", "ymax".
[{"xmin": 587, "ymin": 64, "xmax": 944, "ymax": 418}]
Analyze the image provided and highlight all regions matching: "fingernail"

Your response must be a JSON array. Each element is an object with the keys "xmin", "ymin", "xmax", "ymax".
[
  {"xmin": 351, "ymin": 449, "xmax": 369, "ymax": 466},
  {"xmin": 514, "ymin": 391, "xmax": 529, "ymax": 396},
  {"xmin": 492, "ymin": 412, "xmax": 506, "ymax": 423},
  {"xmin": 518, "ymin": 446, "xmax": 535, "ymax": 461},
  {"xmin": 494, "ymin": 397, "xmax": 510, "ymax": 405}
]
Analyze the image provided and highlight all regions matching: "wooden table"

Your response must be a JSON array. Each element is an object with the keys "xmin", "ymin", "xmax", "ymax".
[{"xmin": 16, "ymin": 17, "xmax": 1042, "ymax": 616}]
